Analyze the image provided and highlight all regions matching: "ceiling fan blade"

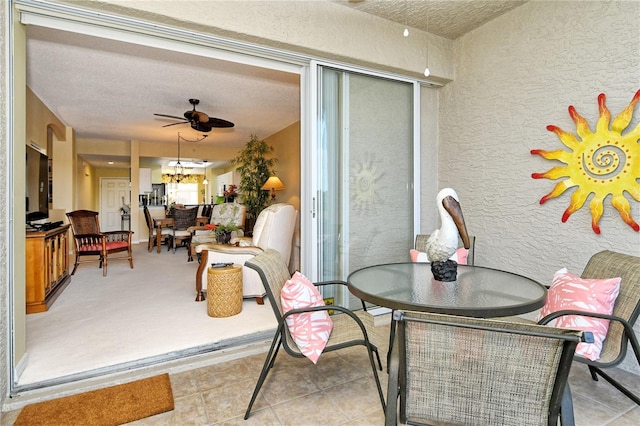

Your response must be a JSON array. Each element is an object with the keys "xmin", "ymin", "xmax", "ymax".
[
  {"xmin": 154, "ymin": 113, "xmax": 187, "ymax": 121},
  {"xmin": 207, "ymin": 117, "xmax": 235, "ymax": 128},
  {"xmin": 162, "ymin": 122, "xmax": 186, "ymax": 128}
]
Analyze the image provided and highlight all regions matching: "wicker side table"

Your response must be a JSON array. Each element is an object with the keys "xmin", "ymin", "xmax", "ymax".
[{"xmin": 207, "ymin": 264, "xmax": 243, "ymax": 317}]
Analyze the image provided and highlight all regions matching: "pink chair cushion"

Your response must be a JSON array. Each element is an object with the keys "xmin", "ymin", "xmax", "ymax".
[
  {"xmin": 106, "ymin": 241, "xmax": 129, "ymax": 250},
  {"xmin": 280, "ymin": 272, "xmax": 333, "ymax": 363},
  {"xmin": 536, "ymin": 268, "xmax": 621, "ymax": 361},
  {"xmin": 410, "ymin": 248, "xmax": 468, "ymax": 265},
  {"xmin": 79, "ymin": 244, "xmax": 102, "ymax": 252}
]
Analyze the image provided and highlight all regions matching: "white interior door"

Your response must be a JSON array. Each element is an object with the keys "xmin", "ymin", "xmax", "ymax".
[{"xmin": 100, "ymin": 178, "xmax": 130, "ymax": 231}]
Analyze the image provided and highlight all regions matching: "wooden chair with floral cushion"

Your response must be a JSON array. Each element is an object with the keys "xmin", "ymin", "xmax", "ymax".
[{"xmin": 66, "ymin": 209, "xmax": 133, "ymax": 277}]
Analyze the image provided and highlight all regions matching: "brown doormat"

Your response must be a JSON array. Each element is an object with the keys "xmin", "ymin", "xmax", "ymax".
[{"xmin": 14, "ymin": 373, "xmax": 174, "ymax": 425}]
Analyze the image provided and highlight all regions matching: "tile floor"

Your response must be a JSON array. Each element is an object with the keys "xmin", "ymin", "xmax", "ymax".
[{"xmin": 2, "ymin": 324, "xmax": 639, "ymax": 425}]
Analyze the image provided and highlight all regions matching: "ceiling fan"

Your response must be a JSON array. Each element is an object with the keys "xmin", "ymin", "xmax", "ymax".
[{"xmin": 154, "ymin": 98, "xmax": 234, "ymax": 132}]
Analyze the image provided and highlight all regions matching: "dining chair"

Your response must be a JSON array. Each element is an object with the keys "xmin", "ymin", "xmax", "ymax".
[
  {"xmin": 243, "ymin": 249, "xmax": 385, "ymax": 419},
  {"xmin": 169, "ymin": 206, "xmax": 198, "ymax": 254},
  {"xmin": 66, "ymin": 209, "xmax": 134, "ymax": 277},
  {"xmin": 143, "ymin": 205, "xmax": 171, "ymax": 252},
  {"xmin": 386, "ymin": 311, "xmax": 584, "ymax": 426},
  {"xmin": 538, "ymin": 250, "xmax": 640, "ymax": 405}
]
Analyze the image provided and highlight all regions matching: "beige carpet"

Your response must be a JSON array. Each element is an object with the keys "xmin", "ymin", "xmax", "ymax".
[
  {"xmin": 14, "ymin": 374, "xmax": 174, "ymax": 425},
  {"xmin": 20, "ymin": 244, "xmax": 277, "ymax": 386}
]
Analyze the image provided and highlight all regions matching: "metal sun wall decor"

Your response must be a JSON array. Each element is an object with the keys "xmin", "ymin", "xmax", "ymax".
[{"xmin": 531, "ymin": 90, "xmax": 640, "ymax": 234}]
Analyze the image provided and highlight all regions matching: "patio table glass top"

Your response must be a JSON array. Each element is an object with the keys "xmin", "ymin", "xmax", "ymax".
[{"xmin": 348, "ymin": 262, "xmax": 547, "ymax": 317}]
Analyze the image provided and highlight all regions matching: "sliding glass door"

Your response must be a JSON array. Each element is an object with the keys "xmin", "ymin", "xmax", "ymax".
[{"xmin": 313, "ymin": 64, "xmax": 417, "ymax": 309}]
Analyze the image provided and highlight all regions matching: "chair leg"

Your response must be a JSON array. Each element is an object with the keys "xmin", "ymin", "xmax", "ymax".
[
  {"xmin": 589, "ymin": 366, "xmax": 640, "ymax": 405},
  {"xmin": 245, "ymin": 331, "xmax": 283, "ymax": 420},
  {"xmin": 102, "ymin": 255, "xmax": 108, "ymax": 277},
  {"xmin": 269, "ymin": 340, "xmax": 282, "ymax": 369},
  {"xmin": 385, "ymin": 340, "xmax": 400, "ymax": 426},
  {"xmin": 559, "ymin": 384, "xmax": 575, "ymax": 426},
  {"xmin": 365, "ymin": 341, "xmax": 386, "ymax": 412},
  {"xmin": 387, "ymin": 317, "xmax": 397, "ymax": 373},
  {"xmin": 588, "ymin": 365, "xmax": 599, "ymax": 381},
  {"xmin": 371, "ymin": 344, "xmax": 383, "ymax": 371}
]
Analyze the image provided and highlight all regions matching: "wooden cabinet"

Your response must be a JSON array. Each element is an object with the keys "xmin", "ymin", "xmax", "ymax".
[{"xmin": 25, "ymin": 224, "xmax": 71, "ymax": 314}]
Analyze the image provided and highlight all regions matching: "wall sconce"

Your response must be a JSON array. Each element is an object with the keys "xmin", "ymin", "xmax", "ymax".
[{"xmin": 261, "ymin": 176, "xmax": 285, "ymax": 202}]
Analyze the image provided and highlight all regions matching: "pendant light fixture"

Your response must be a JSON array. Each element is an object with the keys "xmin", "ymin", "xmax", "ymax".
[
  {"xmin": 424, "ymin": 8, "xmax": 430, "ymax": 77},
  {"xmin": 162, "ymin": 132, "xmax": 209, "ymax": 184},
  {"xmin": 173, "ymin": 132, "xmax": 186, "ymax": 183},
  {"xmin": 403, "ymin": 1, "xmax": 409, "ymax": 37}
]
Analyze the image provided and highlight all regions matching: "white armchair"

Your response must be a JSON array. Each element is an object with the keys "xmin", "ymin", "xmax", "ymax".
[{"xmin": 194, "ymin": 203, "xmax": 297, "ymax": 304}]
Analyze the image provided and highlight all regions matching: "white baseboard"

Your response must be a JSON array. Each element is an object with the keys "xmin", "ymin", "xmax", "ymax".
[{"xmin": 14, "ymin": 352, "xmax": 29, "ymax": 382}]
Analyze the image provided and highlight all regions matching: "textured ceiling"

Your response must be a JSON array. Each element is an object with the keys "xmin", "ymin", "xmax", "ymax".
[
  {"xmin": 26, "ymin": 25, "xmax": 300, "ymax": 169},
  {"xmin": 25, "ymin": 0, "xmax": 527, "ymax": 169},
  {"xmin": 332, "ymin": 0, "xmax": 528, "ymax": 40}
]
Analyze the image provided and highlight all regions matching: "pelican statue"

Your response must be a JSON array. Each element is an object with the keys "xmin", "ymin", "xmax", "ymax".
[{"xmin": 426, "ymin": 188, "xmax": 471, "ymax": 280}]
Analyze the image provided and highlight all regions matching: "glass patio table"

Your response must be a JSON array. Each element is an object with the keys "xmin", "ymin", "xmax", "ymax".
[{"xmin": 347, "ymin": 262, "xmax": 547, "ymax": 318}]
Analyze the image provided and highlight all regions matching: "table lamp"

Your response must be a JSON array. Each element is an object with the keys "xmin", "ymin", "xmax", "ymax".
[{"xmin": 262, "ymin": 176, "xmax": 285, "ymax": 202}]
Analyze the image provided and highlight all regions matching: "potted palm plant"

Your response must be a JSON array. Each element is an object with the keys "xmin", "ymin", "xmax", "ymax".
[{"xmin": 231, "ymin": 134, "xmax": 277, "ymax": 228}]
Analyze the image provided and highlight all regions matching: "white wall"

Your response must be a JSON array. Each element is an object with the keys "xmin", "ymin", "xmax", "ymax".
[{"xmin": 439, "ymin": 1, "xmax": 640, "ymax": 373}]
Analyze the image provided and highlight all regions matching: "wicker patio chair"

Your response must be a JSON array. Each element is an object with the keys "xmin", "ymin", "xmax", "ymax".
[
  {"xmin": 243, "ymin": 249, "xmax": 385, "ymax": 419},
  {"xmin": 538, "ymin": 250, "xmax": 640, "ymax": 405},
  {"xmin": 386, "ymin": 311, "xmax": 584, "ymax": 426},
  {"xmin": 66, "ymin": 209, "xmax": 134, "ymax": 277}
]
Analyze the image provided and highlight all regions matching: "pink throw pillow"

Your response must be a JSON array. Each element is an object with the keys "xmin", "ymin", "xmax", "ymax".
[
  {"xmin": 536, "ymin": 268, "xmax": 621, "ymax": 361},
  {"xmin": 409, "ymin": 248, "xmax": 469, "ymax": 265},
  {"xmin": 280, "ymin": 272, "xmax": 333, "ymax": 363}
]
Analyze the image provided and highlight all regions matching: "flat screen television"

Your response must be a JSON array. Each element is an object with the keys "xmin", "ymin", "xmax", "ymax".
[{"xmin": 26, "ymin": 144, "xmax": 49, "ymax": 223}]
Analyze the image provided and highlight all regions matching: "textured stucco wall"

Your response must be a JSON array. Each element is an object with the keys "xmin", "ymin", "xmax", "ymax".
[
  {"xmin": 0, "ymin": 1, "xmax": 8, "ymax": 417},
  {"xmin": 440, "ymin": 0, "xmax": 640, "ymax": 373}
]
